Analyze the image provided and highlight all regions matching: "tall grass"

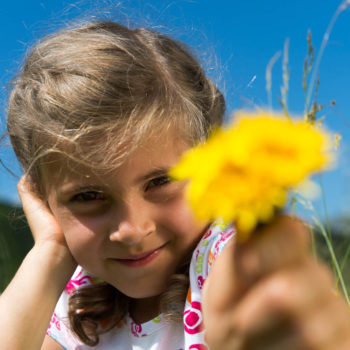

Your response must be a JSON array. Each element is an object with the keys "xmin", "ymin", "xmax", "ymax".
[{"xmin": 266, "ymin": 0, "xmax": 350, "ymax": 304}]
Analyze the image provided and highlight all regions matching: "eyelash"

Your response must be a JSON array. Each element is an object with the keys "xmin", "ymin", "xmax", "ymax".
[
  {"xmin": 145, "ymin": 176, "xmax": 171, "ymax": 190},
  {"xmin": 70, "ymin": 176, "xmax": 171, "ymax": 202},
  {"xmin": 71, "ymin": 191, "xmax": 105, "ymax": 202}
]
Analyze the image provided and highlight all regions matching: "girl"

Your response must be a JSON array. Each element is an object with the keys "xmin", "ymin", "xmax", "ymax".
[{"xmin": 1, "ymin": 21, "xmax": 350, "ymax": 350}]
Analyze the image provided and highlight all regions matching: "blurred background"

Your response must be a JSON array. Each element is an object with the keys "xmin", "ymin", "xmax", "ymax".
[{"xmin": 1, "ymin": 0, "xmax": 350, "ymax": 292}]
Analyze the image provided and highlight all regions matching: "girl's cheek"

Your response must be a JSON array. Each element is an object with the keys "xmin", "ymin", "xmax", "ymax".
[
  {"xmin": 176, "ymin": 197, "xmax": 206, "ymax": 229},
  {"xmin": 62, "ymin": 225, "xmax": 100, "ymax": 267},
  {"xmin": 164, "ymin": 200, "xmax": 207, "ymax": 239},
  {"xmin": 59, "ymin": 216, "xmax": 97, "ymax": 249}
]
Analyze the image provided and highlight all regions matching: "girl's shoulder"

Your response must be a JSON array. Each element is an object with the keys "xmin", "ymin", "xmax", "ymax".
[
  {"xmin": 183, "ymin": 220, "xmax": 235, "ymax": 346},
  {"xmin": 191, "ymin": 219, "xmax": 236, "ymax": 278},
  {"xmin": 46, "ymin": 267, "xmax": 104, "ymax": 349},
  {"xmin": 188, "ymin": 219, "xmax": 236, "ymax": 297}
]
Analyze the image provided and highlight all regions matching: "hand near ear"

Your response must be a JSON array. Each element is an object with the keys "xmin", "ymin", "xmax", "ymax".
[
  {"xmin": 18, "ymin": 175, "xmax": 70, "ymax": 251},
  {"xmin": 203, "ymin": 216, "xmax": 350, "ymax": 350}
]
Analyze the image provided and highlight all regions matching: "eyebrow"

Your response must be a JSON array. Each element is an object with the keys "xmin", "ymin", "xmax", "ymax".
[
  {"xmin": 136, "ymin": 168, "xmax": 170, "ymax": 183},
  {"xmin": 56, "ymin": 167, "xmax": 173, "ymax": 196},
  {"xmin": 58, "ymin": 184, "xmax": 105, "ymax": 197}
]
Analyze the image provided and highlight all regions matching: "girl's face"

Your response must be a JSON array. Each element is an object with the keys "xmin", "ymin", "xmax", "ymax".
[{"xmin": 44, "ymin": 132, "xmax": 207, "ymax": 299}]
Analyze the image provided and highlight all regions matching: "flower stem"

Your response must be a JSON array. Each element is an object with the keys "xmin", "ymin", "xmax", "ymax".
[{"xmin": 312, "ymin": 215, "xmax": 350, "ymax": 306}]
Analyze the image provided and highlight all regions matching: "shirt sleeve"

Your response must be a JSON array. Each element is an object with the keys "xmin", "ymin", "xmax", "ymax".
[
  {"xmin": 46, "ymin": 266, "xmax": 101, "ymax": 349},
  {"xmin": 190, "ymin": 219, "xmax": 236, "ymax": 297},
  {"xmin": 183, "ymin": 219, "xmax": 236, "ymax": 349},
  {"xmin": 46, "ymin": 291, "xmax": 73, "ymax": 350}
]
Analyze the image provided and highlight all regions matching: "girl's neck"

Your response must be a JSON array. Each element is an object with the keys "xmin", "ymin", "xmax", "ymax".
[{"xmin": 129, "ymin": 295, "xmax": 161, "ymax": 324}]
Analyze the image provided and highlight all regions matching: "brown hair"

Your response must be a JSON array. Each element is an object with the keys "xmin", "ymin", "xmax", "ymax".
[{"xmin": 7, "ymin": 21, "xmax": 225, "ymax": 345}]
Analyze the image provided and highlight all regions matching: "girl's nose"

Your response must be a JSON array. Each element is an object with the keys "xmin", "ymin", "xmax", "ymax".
[{"xmin": 109, "ymin": 202, "xmax": 155, "ymax": 245}]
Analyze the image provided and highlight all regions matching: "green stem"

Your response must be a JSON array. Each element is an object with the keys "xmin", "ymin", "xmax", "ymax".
[
  {"xmin": 313, "ymin": 215, "xmax": 350, "ymax": 305},
  {"xmin": 265, "ymin": 51, "xmax": 281, "ymax": 110},
  {"xmin": 318, "ymin": 174, "xmax": 332, "ymax": 243},
  {"xmin": 309, "ymin": 225, "xmax": 318, "ymax": 259},
  {"xmin": 335, "ymin": 240, "xmax": 350, "ymax": 290}
]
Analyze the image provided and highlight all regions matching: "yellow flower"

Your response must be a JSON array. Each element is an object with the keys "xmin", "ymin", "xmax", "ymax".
[{"xmin": 170, "ymin": 111, "xmax": 334, "ymax": 239}]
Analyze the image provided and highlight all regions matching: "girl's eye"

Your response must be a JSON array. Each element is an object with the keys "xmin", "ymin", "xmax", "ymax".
[
  {"xmin": 146, "ymin": 176, "xmax": 171, "ymax": 190},
  {"xmin": 72, "ymin": 191, "xmax": 105, "ymax": 202}
]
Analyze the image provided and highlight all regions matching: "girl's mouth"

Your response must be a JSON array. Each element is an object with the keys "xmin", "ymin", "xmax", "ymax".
[{"xmin": 115, "ymin": 243, "xmax": 167, "ymax": 267}]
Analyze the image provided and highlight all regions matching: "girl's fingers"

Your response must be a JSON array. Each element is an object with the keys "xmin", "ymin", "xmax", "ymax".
[
  {"xmin": 204, "ymin": 215, "xmax": 350, "ymax": 350},
  {"xmin": 203, "ymin": 215, "xmax": 310, "ymax": 314},
  {"xmin": 231, "ymin": 261, "xmax": 328, "ymax": 331},
  {"xmin": 243, "ymin": 295, "xmax": 350, "ymax": 350},
  {"xmin": 299, "ymin": 295, "xmax": 350, "ymax": 350},
  {"xmin": 234, "ymin": 215, "xmax": 309, "ymax": 291},
  {"xmin": 204, "ymin": 255, "xmax": 347, "ymax": 350},
  {"xmin": 17, "ymin": 175, "xmax": 65, "ymax": 244},
  {"xmin": 18, "ymin": 175, "xmax": 44, "ymax": 211},
  {"xmin": 229, "ymin": 260, "xmax": 347, "ymax": 349}
]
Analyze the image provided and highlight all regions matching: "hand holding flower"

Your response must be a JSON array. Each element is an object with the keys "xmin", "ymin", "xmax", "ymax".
[{"xmin": 202, "ymin": 215, "xmax": 350, "ymax": 349}]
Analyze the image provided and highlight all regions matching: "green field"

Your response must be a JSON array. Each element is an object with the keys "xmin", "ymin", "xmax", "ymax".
[{"xmin": 0, "ymin": 202, "xmax": 34, "ymax": 292}]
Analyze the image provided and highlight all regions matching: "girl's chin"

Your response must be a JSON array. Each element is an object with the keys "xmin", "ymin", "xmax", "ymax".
[
  {"xmin": 105, "ymin": 278, "xmax": 167, "ymax": 299},
  {"xmin": 120, "ymin": 286, "xmax": 166, "ymax": 300}
]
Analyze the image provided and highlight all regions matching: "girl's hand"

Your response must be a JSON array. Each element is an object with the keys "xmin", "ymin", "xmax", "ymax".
[
  {"xmin": 18, "ymin": 175, "xmax": 70, "ymax": 250},
  {"xmin": 203, "ymin": 216, "xmax": 350, "ymax": 349}
]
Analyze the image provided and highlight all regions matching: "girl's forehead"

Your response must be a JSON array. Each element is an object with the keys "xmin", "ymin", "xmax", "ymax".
[{"xmin": 42, "ymin": 132, "xmax": 189, "ymax": 187}]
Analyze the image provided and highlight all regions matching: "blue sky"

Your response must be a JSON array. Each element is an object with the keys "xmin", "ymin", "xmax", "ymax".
[{"xmin": 1, "ymin": 0, "xmax": 350, "ymax": 221}]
